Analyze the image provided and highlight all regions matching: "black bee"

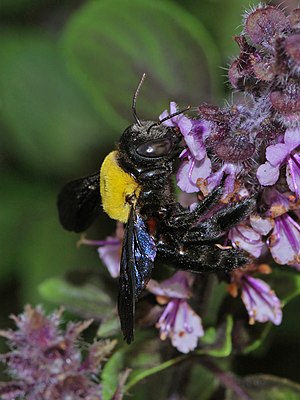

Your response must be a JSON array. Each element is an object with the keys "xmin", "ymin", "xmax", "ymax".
[{"xmin": 57, "ymin": 74, "xmax": 255, "ymax": 343}]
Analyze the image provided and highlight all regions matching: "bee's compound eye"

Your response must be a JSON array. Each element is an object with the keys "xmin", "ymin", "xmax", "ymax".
[{"xmin": 136, "ymin": 138, "xmax": 172, "ymax": 157}]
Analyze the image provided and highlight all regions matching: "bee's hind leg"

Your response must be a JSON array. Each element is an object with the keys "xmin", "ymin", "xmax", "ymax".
[{"xmin": 156, "ymin": 241, "xmax": 248, "ymax": 273}]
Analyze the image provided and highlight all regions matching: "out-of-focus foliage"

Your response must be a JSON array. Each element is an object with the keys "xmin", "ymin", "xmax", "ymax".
[
  {"xmin": 0, "ymin": 0, "xmax": 41, "ymax": 13},
  {"xmin": 62, "ymin": 0, "xmax": 221, "ymax": 130},
  {"xmin": 0, "ymin": 32, "xmax": 102, "ymax": 175},
  {"xmin": 226, "ymin": 375, "xmax": 300, "ymax": 400}
]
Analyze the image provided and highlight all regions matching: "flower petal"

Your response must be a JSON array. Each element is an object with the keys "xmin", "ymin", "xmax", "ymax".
[
  {"xmin": 284, "ymin": 127, "xmax": 300, "ymax": 147},
  {"xmin": 159, "ymin": 109, "xmax": 169, "ymax": 122},
  {"xmin": 286, "ymin": 154, "xmax": 300, "ymax": 197},
  {"xmin": 241, "ymin": 276, "xmax": 282, "ymax": 325},
  {"xmin": 98, "ymin": 240, "xmax": 120, "ymax": 278},
  {"xmin": 184, "ymin": 130, "xmax": 207, "ymax": 160},
  {"xmin": 177, "ymin": 115, "xmax": 193, "ymax": 137},
  {"xmin": 250, "ymin": 214, "xmax": 273, "ymax": 235},
  {"xmin": 183, "ymin": 120, "xmax": 210, "ymax": 159},
  {"xmin": 230, "ymin": 225, "xmax": 264, "ymax": 257},
  {"xmin": 177, "ymin": 157, "xmax": 211, "ymax": 193},
  {"xmin": 147, "ymin": 271, "xmax": 193, "ymax": 299},
  {"xmin": 171, "ymin": 302, "xmax": 204, "ymax": 353},
  {"xmin": 207, "ymin": 163, "xmax": 240, "ymax": 197},
  {"xmin": 160, "ymin": 102, "xmax": 192, "ymax": 136},
  {"xmin": 257, "ymin": 162, "xmax": 280, "ymax": 186},
  {"xmin": 266, "ymin": 143, "xmax": 289, "ymax": 166},
  {"xmin": 169, "ymin": 101, "xmax": 177, "ymax": 115},
  {"xmin": 269, "ymin": 215, "xmax": 300, "ymax": 265}
]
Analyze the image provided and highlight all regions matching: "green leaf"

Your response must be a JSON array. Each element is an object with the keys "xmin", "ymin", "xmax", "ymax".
[
  {"xmin": 103, "ymin": 316, "xmax": 232, "ymax": 395},
  {"xmin": 97, "ymin": 314, "xmax": 120, "ymax": 338},
  {"xmin": 0, "ymin": 172, "xmax": 90, "ymax": 303},
  {"xmin": 0, "ymin": 173, "xmax": 32, "ymax": 280},
  {"xmin": 39, "ymin": 277, "xmax": 114, "ymax": 320},
  {"xmin": 202, "ymin": 278, "xmax": 228, "ymax": 326},
  {"xmin": 102, "ymin": 348, "xmax": 127, "ymax": 400},
  {"xmin": 179, "ymin": 0, "xmax": 260, "ymax": 57},
  {"xmin": 0, "ymin": 31, "xmax": 103, "ymax": 176},
  {"xmin": 196, "ymin": 314, "xmax": 233, "ymax": 357},
  {"xmin": 240, "ymin": 323, "xmax": 272, "ymax": 355},
  {"xmin": 187, "ymin": 363, "xmax": 218, "ymax": 400},
  {"xmin": 266, "ymin": 269, "xmax": 300, "ymax": 306},
  {"xmin": 62, "ymin": 0, "xmax": 221, "ymax": 131},
  {"xmin": 124, "ymin": 354, "xmax": 187, "ymax": 393},
  {"xmin": 226, "ymin": 374, "xmax": 300, "ymax": 400},
  {"xmin": 0, "ymin": 0, "xmax": 40, "ymax": 13}
]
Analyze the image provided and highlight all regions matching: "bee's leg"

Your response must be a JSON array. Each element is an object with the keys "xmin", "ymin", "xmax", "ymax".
[
  {"xmin": 156, "ymin": 241, "xmax": 248, "ymax": 273},
  {"xmin": 181, "ymin": 197, "xmax": 256, "ymax": 243},
  {"xmin": 166, "ymin": 186, "xmax": 223, "ymax": 229},
  {"xmin": 166, "ymin": 191, "xmax": 255, "ymax": 237}
]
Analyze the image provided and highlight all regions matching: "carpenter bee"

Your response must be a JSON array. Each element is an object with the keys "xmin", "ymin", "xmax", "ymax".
[{"xmin": 58, "ymin": 74, "xmax": 255, "ymax": 343}]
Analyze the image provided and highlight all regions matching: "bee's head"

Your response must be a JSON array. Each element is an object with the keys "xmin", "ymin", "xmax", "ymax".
[
  {"xmin": 119, "ymin": 119, "xmax": 183, "ymax": 163},
  {"xmin": 117, "ymin": 74, "xmax": 188, "ymax": 181}
]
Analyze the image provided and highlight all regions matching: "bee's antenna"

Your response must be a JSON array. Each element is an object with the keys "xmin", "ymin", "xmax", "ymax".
[
  {"xmin": 158, "ymin": 106, "xmax": 191, "ymax": 124},
  {"xmin": 132, "ymin": 73, "xmax": 146, "ymax": 126}
]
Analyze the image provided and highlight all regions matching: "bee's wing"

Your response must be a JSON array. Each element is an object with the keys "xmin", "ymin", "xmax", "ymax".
[
  {"xmin": 57, "ymin": 172, "xmax": 101, "ymax": 233},
  {"xmin": 118, "ymin": 207, "xmax": 157, "ymax": 343}
]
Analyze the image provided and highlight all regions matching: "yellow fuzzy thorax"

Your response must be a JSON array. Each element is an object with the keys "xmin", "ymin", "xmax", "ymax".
[{"xmin": 100, "ymin": 151, "xmax": 141, "ymax": 223}]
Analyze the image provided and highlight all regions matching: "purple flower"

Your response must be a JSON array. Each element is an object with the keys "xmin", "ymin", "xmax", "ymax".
[
  {"xmin": 240, "ymin": 275, "xmax": 282, "ymax": 325},
  {"xmin": 228, "ymin": 223, "xmax": 265, "ymax": 258},
  {"xmin": 201, "ymin": 163, "xmax": 242, "ymax": 200},
  {"xmin": 262, "ymin": 190, "xmax": 300, "ymax": 265},
  {"xmin": 257, "ymin": 128, "xmax": 300, "ymax": 198},
  {"xmin": 0, "ymin": 305, "xmax": 115, "ymax": 399},
  {"xmin": 147, "ymin": 272, "xmax": 204, "ymax": 353},
  {"xmin": 249, "ymin": 214, "xmax": 273, "ymax": 236},
  {"xmin": 97, "ymin": 237, "xmax": 121, "ymax": 278},
  {"xmin": 177, "ymin": 155, "xmax": 211, "ymax": 193},
  {"xmin": 268, "ymin": 213, "xmax": 300, "ymax": 265},
  {"xmin": 160, "ymin": 103, "xmax": 212, "ymax": 193},
  {"xmin": 78, "ymin": 222, "xmax": 124, "ymax": 278},
  {"xmin": 229, "ymin": 266, "xmax": 282, "ymax": 325},
  {"xmin": 159, "ymin": 101, "xmax": 193, "ymax": 137}
]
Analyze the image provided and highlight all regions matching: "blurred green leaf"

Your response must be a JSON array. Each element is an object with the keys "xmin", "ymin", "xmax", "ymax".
[
  {"xmin": 180, "ymin": 0, "xmax": 260, "ymax": 58},
  {"xmin": 187, "ymin": 363, "xmax": 218, "ymax": 400},
  {"xmin": 197, "ymin": 315, "xmax": 233, "ymax": 357},
  {"xmin": 0, "ymin": 31, "xmax": 103, "ymax": 176},
  {"xmin": 226, "ymin": 374, "xmax": 300, "ymax": 400},
  {"xmin": 0, "ymin": 171, "xmax": 100, "ymax": 304},
  {"xmin": 266, "ymin": 269, "xmax": 300, "ymax": 306},
  {"xmin": 130, "ymin": 348, "xmax": 161, "ymax": 370},
  {"xmin": 202, "ymin": 278, "xmax": 228, "ymax": 326},
  {"xmin": 97, "ymin": 314, "xmax": 120, "ymax": 338},
  {"xmin": 239, "ymin": 323, "xmax": 272, "ymax": 355},
  {"xmin": 102, "ymin": 348, "xmax": 127, "ymax": 400},
  {"xmin": 0, "ymin": 0, "xmax": 40, "ymax": 13},
  {"xmin": 0, "ymin": 173, "xmax": 30, "ymax": 280},
  {"xmin": 62, "ymin": 0, "xmax": 221, "ymax": 131},
  {"xmin": 124, "ymin": 354, "xmax": 187, "ymax": 393},
  {"xmin": 18, "ymin": 189, "xmax": 96, "ymax": 304},
  {"xmin": 39, "ymin": 277, "xmax": 113, "ymax": 320}
]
